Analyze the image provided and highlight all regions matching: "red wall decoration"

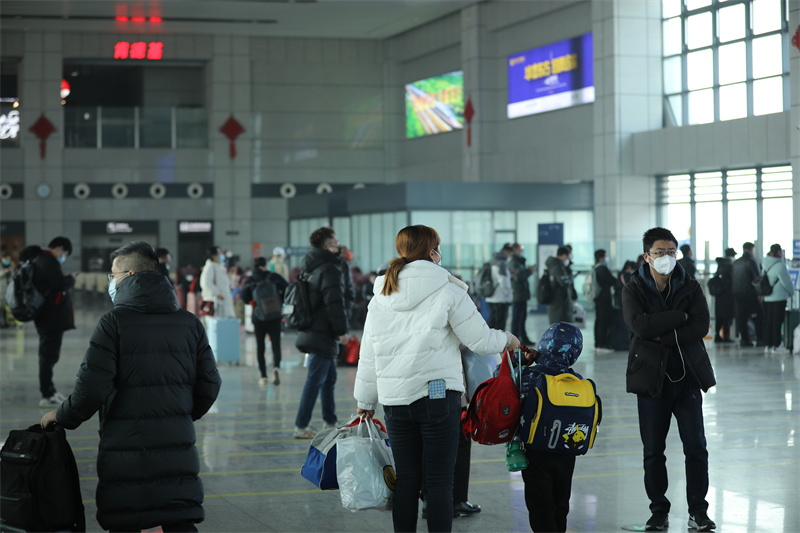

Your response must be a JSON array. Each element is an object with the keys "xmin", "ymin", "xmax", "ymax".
[
  {"xmin": 220, "ymin": 116, "xmax": 245, "ymax": 159},
  {"xmin": 29, "ymin": 114, "xmax": 56, "ymax": 160}
]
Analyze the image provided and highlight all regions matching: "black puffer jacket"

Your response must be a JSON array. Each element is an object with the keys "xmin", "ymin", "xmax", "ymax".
[
  {"xmin": 713, "ymin": 257, "xmax": 735, "ymax": 316},
  {"xmin": 731, "ymin": 252, "xmax": 760, "ymax": 297},
  {"xmin": 295, "ymin": 247, "xmax": 348, "ymax": 357},
  {"xmin": 621, "ymin": 262, "xmax": 715, "ymax": 398},
  {"xmin": 507, "ymin": 254, "xmax": 531, "ymax": 302},
  {"xmin": 28, "ymin": 248, "xmax": 75, "ymax": 335},
  {"xmin": 57, "ymin": 271, "xmax": 221, "ymax": 531}
]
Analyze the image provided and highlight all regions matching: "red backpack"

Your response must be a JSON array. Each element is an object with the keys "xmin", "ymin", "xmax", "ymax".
[{"xmin": 462, "ymin": 350, "xmax": 521, "ymax": 445}]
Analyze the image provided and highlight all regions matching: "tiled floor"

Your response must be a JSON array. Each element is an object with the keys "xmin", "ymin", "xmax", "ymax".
[{"xmin": 1, "ymin": 295, "xmax": 798, "ymax": 532}]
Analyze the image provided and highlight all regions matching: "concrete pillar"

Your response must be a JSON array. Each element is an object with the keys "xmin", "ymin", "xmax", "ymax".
[
  {"xmin": 592, "ymin": 0, "xmax": 663, "ymax": 266},
  {"xmin": 791, "ymin": 1, "xmax": 800, "ymax": 243}
]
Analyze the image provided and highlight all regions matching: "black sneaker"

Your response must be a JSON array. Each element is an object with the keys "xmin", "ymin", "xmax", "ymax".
[
  {"xmin": 688, "ymin": 513, "xmax": 716, "ymax": 531},
  {"xmin": 645, "ymin": 511, "xmax": 669, "ymax": 531}
]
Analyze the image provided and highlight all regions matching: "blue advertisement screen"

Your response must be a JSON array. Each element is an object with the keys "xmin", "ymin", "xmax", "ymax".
[{"xmin": 507, "ymin": 33, "xmax": 594, "ymax": 119}]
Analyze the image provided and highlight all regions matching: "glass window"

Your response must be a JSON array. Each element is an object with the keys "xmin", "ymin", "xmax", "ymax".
[
  {"xmin": 718, "ymin": 42, "xmax": 747, "ymax": 84},
  {"xmin": 176, "ymin": 108, "xmax": 208, "ymax": 148},
  {"xmin": 718, "ymin": 3, "xmax": 746, "ymax": 42},
  {"xmin": 667, "ymin": 95, "xmax": 684, "ymax": 126},
  {"xmin": 63, "ymin": 107, "xmax": 97, "ymax": 147},
  {"xmin": 694, "ymin": 172, "xmax": 723, "ymax": 202},
  {"xmin": 753, "ymin": 76, "xmax": 783, "ymax": 115},
  {"xmin": 695, "ymin": 202, "xmax": 723, "ymax": 267},
  {"xmin": 686, "ymin": 0, "xmax": 712, "ymax": 10},
  {"xmin": 663, "ymin": 0, "xmax": 682, "ymax": 18},
  {"xmin": 139, "ymin": 107, "xmax": 171, "ymax": 148},
  {"xmin": 719, "ymin": 83, "xmax": 747, "ymax": 120},
  {"xmin": 662, "ymin": 0, "xmax": 788, "ymax": 125},
  {"xmin": 102, "ymin": 107, "xmax": 135, "ymax": 148},
  {"xmin": 663, "ymin": 17, "xmax": 684, "ymax": 56},
  {"xmin": 728, "ymin": 199, "xmax": 757, "ymax": 249},
  {"xmin": 687, "ymin": 12, "xmax": 713, "ymax": 50},
  {"xmin": 763, "ymin": 197, "xmax": 792, "ymax": 252},
  {"xmin": 752, "ymin": 34, "xmax": 783, "ymax": 78},
  {"xmin": 727, "ymin": 169, "xmax": 757, "ymax": 200},
  {"xmin": 687, "ymin": 49, "xmax": 714, "ymax": 89},
  {"xmin": 665, "ymin": 203, "xmax": 692, "ymax": 243},
  {"xmin": 688, "ymin": 88, "xmax": 714, "ymax": 124},
  {"xmin": 663, "ymin": 57, "xmax": 683, "ymax": 94},
  {"xmin": 752, "ymin": 0, "xmax": 782, "ymax": 35}
]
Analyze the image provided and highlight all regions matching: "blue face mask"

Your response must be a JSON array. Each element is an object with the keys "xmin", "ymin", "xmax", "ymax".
[
  {"xmin": 107, "ymin": 273, "xmax": 130, "ymax": 303},
  {"xmin": 2, "ymin": 261, "xmax": 9, "ymax": 267},
  {"xmin": 57, "ymin": 255, "xmax": 66, "ymax": 264}
]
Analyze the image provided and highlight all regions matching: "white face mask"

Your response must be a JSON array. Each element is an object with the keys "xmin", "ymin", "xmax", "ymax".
[
  {"xmin": 107, "ymin": 273, "xmax": 130, "ymax": 303},
  {"xmin": 650, "ymin": 255, "xmax": 677, "ymax": 276},
  {"xmin": 563, "ymin": 259, "xmax": 570, "ymax": 267}
]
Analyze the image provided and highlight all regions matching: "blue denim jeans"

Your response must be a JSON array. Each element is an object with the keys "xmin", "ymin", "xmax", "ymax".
[
  {"xmin": 384, "ymin": 390, "xmax": 461, "ymax": 533},
  {"xmin": 294, "ymin": 353, "xmax": 337, "ymax": 428},
  {"xmin": 637, "ymin": 378, "xmax": 709, "ymax": 515}
]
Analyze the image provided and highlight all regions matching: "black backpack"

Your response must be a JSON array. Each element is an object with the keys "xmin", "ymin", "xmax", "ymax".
[
  {"xmin": 536, "ymin": 269, "xmax": 555, "ymax": 305},
  {"xmin": 707, "ymin": 275, "xmax": 724, "ymax": 297},
  {"xmin": 252, "ymin": 276, "xmax": 282, "ymax": 321},
  {"xmin": 281, "ymin": 273, "xmax": 314, "ymax": 330},
  {"xmin": 752, "ymin": 263, "xmax": 778, "ymax": 297},
  {"xmin": 474, "ymin": 262, "xmax": 496, "ymax": 298},
  {"xmin": 5, "ymin": 257, "xmax": 46, "ymax": 322},
  {"xmin": 0, "ymin": 424, "xmax": 85, "ymax": 532}
]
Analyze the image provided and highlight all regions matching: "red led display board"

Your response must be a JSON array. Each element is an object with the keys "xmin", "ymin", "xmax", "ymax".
[{"xmin": 114, "ymin": 42, "xmax": 163, "ymax": 60}]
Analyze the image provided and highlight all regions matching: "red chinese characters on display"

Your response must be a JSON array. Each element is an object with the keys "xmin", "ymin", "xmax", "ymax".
[{"xmin": 114, "ymin": 42, "xmax": 164, "ymax": 60}]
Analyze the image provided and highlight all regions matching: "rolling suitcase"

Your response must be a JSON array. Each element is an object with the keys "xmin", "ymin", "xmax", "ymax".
[
  {"xmin": 0, "ymin": 424, "xmax": 85, "ymax": 532},
  {"xmin": 206, "ymin": 316, "xmax": 241, "ymax": 364}
]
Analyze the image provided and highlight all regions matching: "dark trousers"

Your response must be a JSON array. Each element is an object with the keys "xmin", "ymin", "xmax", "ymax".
[
  {"xmin": 252, "ymin": 318, "xmax": 282, "ymax": 377},
  {"xmin": 594, "ymin": 297, "xmax": 612, "ymax": 348},
  {"xmin": 521, "ymin": 451, "xmax": 576, "ymax": 533},
  {"xmin": 510, "ymin": 301, "xmax": 529, "ymax": 343},
  {"xmin": 637, "ymin": 378, "xmax": 709, "ymax": 515},
  {"xmin": 488, "ymin": 303, "xmax": 509, "ymax": 330},
  {"xmin": 384, "ymin": 390, "xmax": 461, "ymax": 533},
  {"xmin": 734, "ymin": 295, "xmax": 763, "ymax": 343},
  {"xmin": 38, "ymin": 331, "xmax": 63, "ymax": 398},
  {"xmin": 763, "ymin": 300, "xmax": 787, "ymax": 347},
  {"xmin": 421, "ymin": 408, "xmax": 472, "ymax": 504}
]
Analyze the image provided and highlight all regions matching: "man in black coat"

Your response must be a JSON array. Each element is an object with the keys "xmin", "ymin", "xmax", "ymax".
[
  {"xmin": 507, "ymin": 243, "xmax": 534, "ymax": 345},
  {"xmin": 731, "ymin": 241, "xmax": 763, "ymax": 346},
  {"xmin": 621, "ymin": 227, "xmax": 716, "ymax": 532},
  {"xmin": 712, "ymin": 248, "xmax": 736, "ymax": 343},
  {"xmin": 293, "ymin": 227, "xmax": 349, "ymax": 439},
  {"xmin": 25, "ymin": 237, "xmax": 77, "ymax": 407},
  {"xmin": 41, "ymin": 241, "xmax": 221, "ymax": 532},
  {"xmin": 592, "ymin": 249, "xmax": 617, "ymax": 352}
]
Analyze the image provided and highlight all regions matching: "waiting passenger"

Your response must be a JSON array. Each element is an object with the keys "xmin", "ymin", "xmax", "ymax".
[
  {"xmin": 508, "ymin": 242, "xmax": 535, "ymax": 345},
  {"xmin": 293, "ymin": 226, "xmax": 350, "ymax": 439},
  {"xmin": 621, "ymin": 227, "xmax": 717, "ymax": 532},
  {"xmin": 678, "ymin": 243, "xmax": 696, "ymax": 279},
  {"xmin": 545, "ymin": 246, "xmax": 574, "ymax": 324},
  {"xmin": 268, "ymin": 246, "xmax": 289, "ymax": 278},
  {"xmin": 27, "ymin": 237, "xmax": 78, "ymax": 407},
  {"xmin": 40, "ymin": 241, "xmax": 221, "ymax": 532},
  {"xmin": 761, "ymin": 243, "xmax": 793, "ymax": 354},
  {"xmin": 354, "ymin": 224, "xmax": 519, "ymax": 533},
  {"xmin": 200, "ymin": 245, "xmax": 235, "ymax": 318},
  {"xmin": 485, "ymin": 243, "xmax": 514, "ymax": 330}
]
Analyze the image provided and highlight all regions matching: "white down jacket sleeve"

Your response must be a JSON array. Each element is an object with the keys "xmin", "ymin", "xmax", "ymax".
[{"xmin": 354, "ymin": 265, "xmax": 510, "ymax": 410}]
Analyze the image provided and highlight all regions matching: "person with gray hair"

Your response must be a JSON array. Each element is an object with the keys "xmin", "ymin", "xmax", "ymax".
[{"xmin": 41, "ymin": 241, "xmax": 222, "ymax": 532}]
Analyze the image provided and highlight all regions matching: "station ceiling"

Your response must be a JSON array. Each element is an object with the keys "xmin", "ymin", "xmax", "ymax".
[{"xmin": 1, "ymin": 0, "xmax": 480, "ymax": 39}]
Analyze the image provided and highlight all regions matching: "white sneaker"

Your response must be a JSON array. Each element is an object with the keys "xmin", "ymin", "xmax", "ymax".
[
  {"xmin": 322, "ymin": 420, "xmax": 338, "ymax": 429},
  {"xmin": 764, "ymin": 346, "xmax": 772, "ymax": 354},
  {"xmin": 771, "ymin": 346, "xmax": 790, "ymax": 354},
  {"xmin": 258, "ymin": 377, "xmax": 268, "ymax": 387},
  {"xmin": 39, "ymin": 396, "xmax": 61, "ymax": 408},
  {"xmin": 272, "ymin": 368, "xmax": 280, "ymax": 385},
  {"xmin": 53, "ymin": 392, "xmax": 68, "ymax": 403},
  {"xmin": 293, "ymin": 426, "xmax": 317, "ymax": 439},
  {"xmin": 595, "ymin": 347, "xmax": 614, "ymax": 354}
]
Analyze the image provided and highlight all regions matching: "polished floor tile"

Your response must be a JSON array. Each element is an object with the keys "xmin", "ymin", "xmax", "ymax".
[{"xmin": 1, "ymin": 296, "xmax": 798, "ymax": 532}]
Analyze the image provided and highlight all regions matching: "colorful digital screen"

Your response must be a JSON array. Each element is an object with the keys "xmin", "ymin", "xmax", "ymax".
[
  {"xmin": 405, "ymin": 70, "xmax": 464, "ymax": 139},
  {"xmin": 507, "ymin": 33, "xmax": 594, "ymax": 119}
]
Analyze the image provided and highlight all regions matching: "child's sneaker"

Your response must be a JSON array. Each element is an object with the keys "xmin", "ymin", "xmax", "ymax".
[
  {"xmin": 293, "ymin": 426, "xmax": 317, "ymax": 439},
  {"xmin": 645, "ymin": 511, "xmax": 669, "ymax": 531},
  {"xmin": 688, "ymin": 512, "xmax": 716, "ymax": 531}
]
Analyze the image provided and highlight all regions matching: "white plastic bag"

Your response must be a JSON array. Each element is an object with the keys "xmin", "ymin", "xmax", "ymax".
[
  {"xmin": 462, "ymin": 349, "xmax": 497, "ymax": 398},
  {"xmin": 336, "ymin": 418, "xmax": 395, "ymax": 512},
  {"xmin": 794, "ymin": 324, "xmax": 800, "ymax": 354}
]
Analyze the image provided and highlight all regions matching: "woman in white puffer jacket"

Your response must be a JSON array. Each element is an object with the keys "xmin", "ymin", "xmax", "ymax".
[{"xmin": 354, "ymin": 225, "xmax": 519, "ymax": 533}]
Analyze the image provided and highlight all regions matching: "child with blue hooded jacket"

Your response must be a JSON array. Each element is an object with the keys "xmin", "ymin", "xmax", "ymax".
[{"xmin": 519, "ymin": 322, "xmax": 601, "ymax": 533}]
